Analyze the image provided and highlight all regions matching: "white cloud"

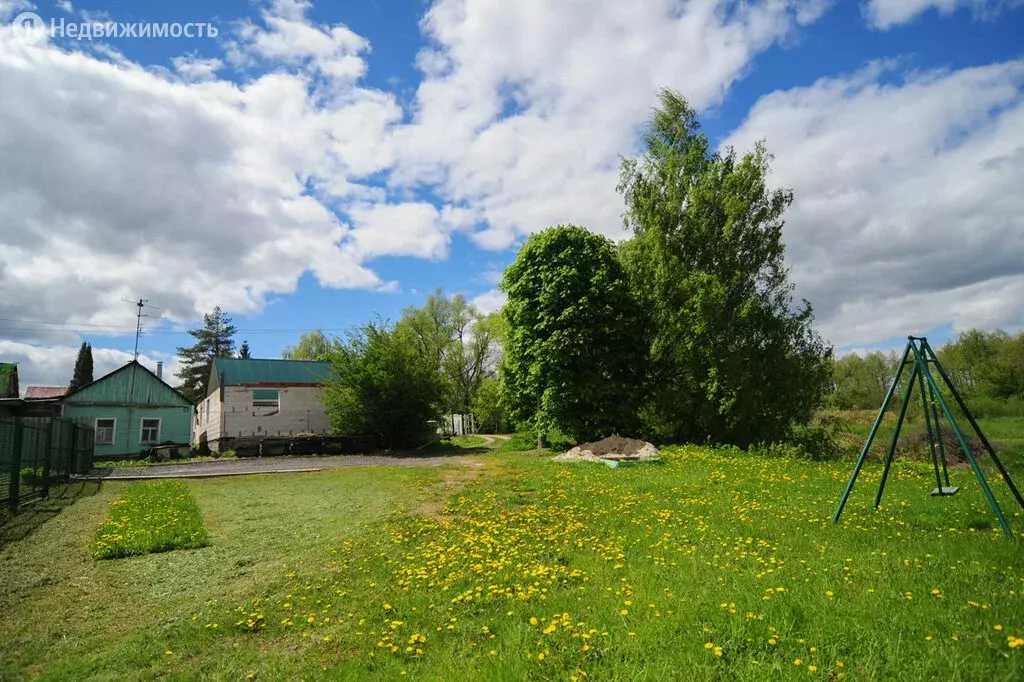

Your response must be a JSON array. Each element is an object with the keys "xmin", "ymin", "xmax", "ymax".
[
  {"xmin": 0, "ymin": 0, "xmax": 34, "ymax": 21},
  {"xmin": 389, "ymin": 0, "xmax": 833, "ymax": 250},
  {"xmin": 863, "ymin": 0, "xmax": 1024, "ymax": 29},
  {"xmin": 347, "ymin": 202, "xmax": 449, "ymax": 260},
  {"xmin": 471, "ymin": 288, "xmax": 506, "ymax": 314},
  {"xmin": 723, "ymin": 60, "xmax": 1024, "ymax": 347},
  {"xmin": 0, "ymin": 340, "xmax": 182, "ymax": 394},
  {"xmin": 172, "ymin": 54, "xmax": 224, "ymax": 81},
  {"xmin": 0, "ymin": 4, "xmax": 401, "ymax": 346},
  {"xmin": 229, "ymin": 0, "xmax": 369, "ymax": 81}
]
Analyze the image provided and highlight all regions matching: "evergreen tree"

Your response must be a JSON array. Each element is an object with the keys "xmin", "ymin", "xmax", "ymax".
[
  {"xmin": 175, "ymin": 307, "xmax": 237, "ymax": 404},
  {"xmin": 239, "ymin": 340, "xmax": 251, "ymax": 359},
  {"xmin": 69, "ymin": 341, "xmax": 94, "ymax": 392}
]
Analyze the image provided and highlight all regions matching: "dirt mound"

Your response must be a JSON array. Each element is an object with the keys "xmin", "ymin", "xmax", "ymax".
[
  {"xmin": 554, "ymin": 435, "xmax": 661, "ymax": 463},
  {"xmin": 587, "ymin": 435, "xmax": 652, "ymax": 457}
]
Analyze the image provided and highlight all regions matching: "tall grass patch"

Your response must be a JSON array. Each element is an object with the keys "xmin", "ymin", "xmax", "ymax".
[{"xmin": 92, "ymin": 480, "xmax": 209, "ymax": 560}]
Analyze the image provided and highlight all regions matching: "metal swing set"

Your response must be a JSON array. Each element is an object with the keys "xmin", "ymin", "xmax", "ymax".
[{"xmin": 832, "ymin": 336, "xmax": 1024, "ymax": 538}]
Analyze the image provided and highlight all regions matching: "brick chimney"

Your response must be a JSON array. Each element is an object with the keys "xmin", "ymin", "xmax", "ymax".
[{"xmin": 156, "ymin": 361, "xmax": 163, "ymax": 380}]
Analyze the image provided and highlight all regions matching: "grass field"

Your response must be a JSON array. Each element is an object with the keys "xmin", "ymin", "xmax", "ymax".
[
  {"xmin": 92, "ymin": 480, "xmax": 209, "ymax": 559},
  {"xmin": 2, "ymin": 441, "xmax": 1023, "ymax": 680}
]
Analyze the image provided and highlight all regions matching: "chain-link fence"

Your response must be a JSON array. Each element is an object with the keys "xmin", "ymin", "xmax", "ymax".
[{"xmin": 1, "ymin": 417, "xmax": 94, "ymax": 516}]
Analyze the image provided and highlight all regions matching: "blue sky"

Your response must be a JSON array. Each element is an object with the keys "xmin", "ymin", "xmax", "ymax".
[{"xmin": 1, "ymin": 0, "xmax": 1023, "ymax": 387}]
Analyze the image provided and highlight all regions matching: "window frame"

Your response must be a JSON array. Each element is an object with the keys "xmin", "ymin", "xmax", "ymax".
[
  {"xmin": 95, "ymin": 417, "xmax": 116, "ymax": 446},
  {"xmin": 252, "ymin": 389, "xmax": 281, "ymax": 408},
  {"xmin": 139, "ymin": 417, "xmax": 161, "ymax": 445}
]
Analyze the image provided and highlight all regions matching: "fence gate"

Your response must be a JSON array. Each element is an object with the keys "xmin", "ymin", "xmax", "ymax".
[{"xmin": 1, "ymin": 417, "xmax": 95, "ymax": 516}]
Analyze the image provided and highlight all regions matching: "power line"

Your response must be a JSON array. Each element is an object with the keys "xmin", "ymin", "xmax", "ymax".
[{"xmin": 0, "ymin": 323, "xmax": 355, "ymax": 336}]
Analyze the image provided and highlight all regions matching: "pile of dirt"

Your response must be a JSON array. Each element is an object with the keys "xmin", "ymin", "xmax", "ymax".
[{"xmin": 554, "ymin": 435, "xmax": 661, "ymax": 463}]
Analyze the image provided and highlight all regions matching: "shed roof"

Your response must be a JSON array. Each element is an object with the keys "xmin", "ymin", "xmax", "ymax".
[
  {"xmin": 26, "ymin": 386, "xmax": 68, "ymax": 399},
  {"xmin": 211, "ymin": 357, "xmax": 332, "ymax": 387}
]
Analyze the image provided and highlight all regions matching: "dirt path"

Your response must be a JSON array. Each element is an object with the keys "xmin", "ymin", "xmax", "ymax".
[{"xmin": 80, "ymin": 435, "xmax": 512, "ymax": 481}]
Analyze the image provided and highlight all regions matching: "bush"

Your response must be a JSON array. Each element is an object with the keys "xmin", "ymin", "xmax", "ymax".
[
  {"xmin": 956, "ymin": 394, "xmax": 1024, "ymax": 419},
  {"xmin": 498, "ymin": 431, "xmax": 575, "ymax": 453},
  {"xmin": 749, "ymin": 414, "xmax": 850, "ymax": 461}
]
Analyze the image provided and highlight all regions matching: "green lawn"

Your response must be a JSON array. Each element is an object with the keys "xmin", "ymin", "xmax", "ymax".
[
  {"xmin": 93, "ymin": 480, "xmax": 209, "ymax": 559},
  {"xmin": 2, "ymin": 448, "xmax": 1023, "ymax": 680}
]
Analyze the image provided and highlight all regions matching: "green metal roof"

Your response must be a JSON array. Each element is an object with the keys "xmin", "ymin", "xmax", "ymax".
[{"xmin": 212, "ymin": 357, "xmax": 332, "ymax": 386}]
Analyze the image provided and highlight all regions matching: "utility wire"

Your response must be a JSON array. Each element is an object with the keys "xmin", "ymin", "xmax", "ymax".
[{"xmin": 0, "ymin": 323, "xmax": 354, "ymax": 336}]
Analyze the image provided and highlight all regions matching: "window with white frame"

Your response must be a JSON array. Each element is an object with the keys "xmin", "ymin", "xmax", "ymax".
[
  {"xmin": 95, "ymin": 418, "xmax": 116, "ymax": 445},
  {"xmin": 252, "ymin": 389, "xmax": 280, "ymax": 408},
  {"xmin": 140, "ymin": 418, "xmax": 161, "ymax": 444}
]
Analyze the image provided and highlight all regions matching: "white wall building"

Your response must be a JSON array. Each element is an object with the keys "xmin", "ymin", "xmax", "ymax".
[{"xmin": 192, "ymin": 357, "xmax": 332, "ymax": 452}]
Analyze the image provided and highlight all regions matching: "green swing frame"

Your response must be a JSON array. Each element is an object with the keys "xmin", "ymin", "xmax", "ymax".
[{"xmin": 832, "ymin": 336, "xmax": 1024, "ymax": 538}]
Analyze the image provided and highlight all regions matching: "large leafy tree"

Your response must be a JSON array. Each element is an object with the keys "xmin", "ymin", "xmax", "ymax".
[
  {"xmin": 399, "ymin": 290, "xmax": 502, "ymax": 417},
  {"xmin": 322, "ymin": 319, "xmax": 444, "ymax": 450},
  {"xmin": 68, "ymin": 341, "xmax": 94, "ymax": 392},
  {"xmin": 618, "ymin": 88, "xmax": 831, "ymax": 447},
  {"xmin": 500, "ymin": 225, "xmax": 649, "ymax": 445},
  {"xmin": 174, "ymin": 306, "xmax": 237, "ymax": 404},
  {"xmin": 282, "ymin": 330, "xmax": 335, "ymax": 361}
]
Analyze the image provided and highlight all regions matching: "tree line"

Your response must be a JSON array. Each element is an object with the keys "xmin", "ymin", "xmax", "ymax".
[{"xmin": 829, "ymin": 329, "xmax": 1024, "ymax": 416}]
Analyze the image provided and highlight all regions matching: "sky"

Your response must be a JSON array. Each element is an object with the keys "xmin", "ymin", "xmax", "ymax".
[{"xmin": 0, "ymin": 0, "xmax": 1023, "ymax": 391}]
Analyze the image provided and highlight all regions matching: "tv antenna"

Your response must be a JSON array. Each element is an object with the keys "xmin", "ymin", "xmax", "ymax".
[{"xmin": 121, "ymin": 298, "xmax": 160, "ymax": 361}]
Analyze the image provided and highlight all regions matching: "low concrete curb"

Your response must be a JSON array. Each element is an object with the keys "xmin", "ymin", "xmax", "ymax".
[{"xmin": 74, "ymin": 468, "xmax": 324, "ymax": 482}]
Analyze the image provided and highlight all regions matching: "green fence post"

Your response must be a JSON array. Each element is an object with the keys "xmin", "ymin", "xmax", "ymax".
[
  {"xmin": 9, "ymin": 421, "xmax": 23, "ymax": 514},
  {"xmin": 40, "ymin": 418, "xmax": 53, "ymax": 498}
]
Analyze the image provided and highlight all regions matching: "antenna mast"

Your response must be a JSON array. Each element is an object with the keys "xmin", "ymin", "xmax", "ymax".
[
  {"xmin": 132, "ymin": 298, "xmax": 147, "ymax": 361},
  {"xmin": 121, "ymin": 298, "xmax": 160, "ymax": 361}
]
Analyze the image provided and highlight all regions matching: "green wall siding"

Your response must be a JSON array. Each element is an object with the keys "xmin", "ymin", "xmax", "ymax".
[
  {"xmin": 70, "ymin": 364, "xmax": 191, "ymax": 407},
  {"xmin": 63, "ymin": 363, "xmax": 193, "ymax": 458},
  {"xmin": 62, "ymin": 404, "xmax": 192, "ymax": 458}
]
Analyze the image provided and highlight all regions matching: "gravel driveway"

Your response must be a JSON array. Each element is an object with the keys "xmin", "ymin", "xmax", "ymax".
[{"xmin": 77, "ymin": 435, "xmax": 506, "ymax": 481}]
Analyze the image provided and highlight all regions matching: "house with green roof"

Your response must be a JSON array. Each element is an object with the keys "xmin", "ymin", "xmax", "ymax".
[
  {"xmin": 192, "ymin": 357, "xmax": 332, "ymax": 452},
  {"xmin": 62, "ymin": 360, "xmax": 193, "ymax": 459}
]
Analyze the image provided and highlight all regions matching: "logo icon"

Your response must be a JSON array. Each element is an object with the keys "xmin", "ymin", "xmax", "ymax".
[{"xmin": 11, "ymin": 11, "xmax": 45, "ymax": 37}]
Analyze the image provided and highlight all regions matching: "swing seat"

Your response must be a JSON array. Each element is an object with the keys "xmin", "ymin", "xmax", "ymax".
[{"xmin": 930, "ymin": 486, "xmax": 960, "ymax": 496}]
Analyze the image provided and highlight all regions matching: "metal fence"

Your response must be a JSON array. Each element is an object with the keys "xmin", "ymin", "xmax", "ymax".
[{"xmin": 0, "ymin": 417, "xmax": 94, "ymax": 515}]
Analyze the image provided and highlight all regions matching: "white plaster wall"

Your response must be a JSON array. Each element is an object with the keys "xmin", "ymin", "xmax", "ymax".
[
  {"xmin": 219, "ymin": 386, "xmax": 330, "ymax": 439},
  {"xmin": 192, "ymin": 391, "xmax": 222, "ymax": 445}
]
